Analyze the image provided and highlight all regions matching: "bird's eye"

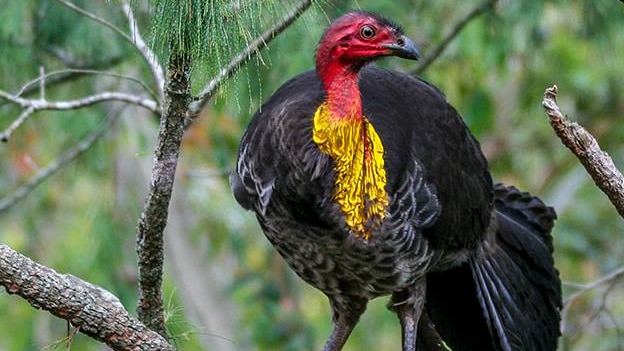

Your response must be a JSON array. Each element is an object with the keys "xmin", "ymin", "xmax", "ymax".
[{"xmin": 359, "ymin": 25, "xmax": 376, "ymax": 39}]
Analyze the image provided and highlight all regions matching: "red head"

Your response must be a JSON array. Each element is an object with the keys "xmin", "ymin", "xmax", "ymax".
[
  {"xmin": 316, "ymin": 12, "xmax": 419, "ymax": 81},
  {"xmin": 315, "ymin": 11, "xmax": 420, "ymax": 116}
]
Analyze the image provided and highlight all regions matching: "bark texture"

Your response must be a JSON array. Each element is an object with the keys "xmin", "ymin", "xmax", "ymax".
[
  {"xmin": 136, "ymin": 53, "xmax": 192, "ymax": 338},
  {"xmin": 543, "ymin": 85, "xmax": 624, "ymax": 218},
  {"xmin": 0, "ymin": 244, "xmax": 174, "ymax": 351}
]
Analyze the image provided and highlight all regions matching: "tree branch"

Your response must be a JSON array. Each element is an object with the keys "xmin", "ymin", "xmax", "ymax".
[
  {"xmin": 542, "ymin": 85, "xmax": 624, "ymax": 218},
  {"xmin": 53, "ymin": 0, "xmax": 134, "ymax": 45},
  {"xmin": 0, "ymin": 244, "xmax": 174, "ymax": 351},
  {"xmin": 0, "ymin": 113, "xmax": 118, "ymax": 215},
  {"xmin": 411, "ymin": 0, "xmax": 499, "ymax": 75},
  {"xmin": 189, "ymin": 0, "xmax": 314, "ymax": 115},
  {"xmin": 136, "ymin": 53, "xmax": 192, "ymax": 338},
  {"xmin": 15, "ymin": 69, "xmax": 159, "ymax": 102},
  {"xmin": 54, "ymin": 0, "xmax": 165, "ymax": 102},
  {"xmin": 563, "ymin": 265, "xmax": 624, "ymax": 305},
  {"xmin": 0, "ymin": 55, "xmax": 125, "ymax": 108},
  {"xmin": 121, "ymin": 0, "xmax": 166, "ymax": 102},
  {"xmin": 0, "ymin": 90, "xmax": 158, "ymax": 142},
  {"xmin": 561, "ymin": 265, "xmax": 624, "ymax": 336}
]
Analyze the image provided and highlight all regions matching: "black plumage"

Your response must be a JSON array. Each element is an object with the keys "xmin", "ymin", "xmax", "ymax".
[{"xmin": 231, "ymin": 12, "xmax": 561, "ymax": 351}]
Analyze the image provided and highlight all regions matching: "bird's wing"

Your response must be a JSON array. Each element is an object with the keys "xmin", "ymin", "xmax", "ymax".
[{"xmin": 425, "ymin": 184, "xmax": 561, "ymax": 351}]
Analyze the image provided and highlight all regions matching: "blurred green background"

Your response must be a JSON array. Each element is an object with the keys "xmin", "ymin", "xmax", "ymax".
[{"xmin": 1, "ymin": 0, "xmax": 623, "ymax": 350}]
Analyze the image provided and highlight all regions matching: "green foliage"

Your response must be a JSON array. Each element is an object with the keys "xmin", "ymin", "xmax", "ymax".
[{"xmin": 142, "ymin": 0, "xmax": 306, "ymax": 80}]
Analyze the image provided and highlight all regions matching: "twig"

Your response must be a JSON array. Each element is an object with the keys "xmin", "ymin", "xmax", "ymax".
[
  {"xmin": 189, "ymin": 0, "xmax": 314, "ymax": 115},
  {"xmin": 54, "ymin": 0, "xmax": 165, "ymax": 102},
  {"xmin": 0, "ymin": 107, "xmax": 35, "ymax": 143},
  {"xmin": 411, "ymin": 0, "xmax": 499, "ymax": 75},
  {"xmin": 121, "ymin": 0, "xmax": 165, "ymax": 102},
  {"xmin": 563, "ymin": 265, "xmax": 624, "ymax": 305},
  {"xmin": 561, "ymin": 265, "xmax": 624, "ymax": 335},
  {"xmin": 0, "ymin": 90, "xmax": 158, "ymax": 141},
  {"xmin": 39, "ymin": 67, "xmax": 45, "ymax": 100},
  {"xmin": 542, "ymin": 85, "xmax": 624, "ymax": 218},
  {"xmin": 0, "ymin": 55, "xmax": 125, "ymax": 108},
  {"xmin": 0, "ymin": 113, "xmax": 118, "ymax": 214},
  {"xmin": 0, "ymin": 244, "xmax": 174, "ymax": 351},
  {"xmin": 1, "ymin": 90, "xmax": 158, "ymax": 113},
  {"xmin": 16, "ymin": 69, "xmax": 159, "ymax": 102},
  {"xmin": 53, "ymin": 0, "xmax": 134, "ymax": 44}
]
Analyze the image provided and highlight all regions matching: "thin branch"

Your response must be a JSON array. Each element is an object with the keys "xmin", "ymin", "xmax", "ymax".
[
  {"xmin": 1, "ymin": 90, "xmax": 158, "ymax": 113},
  {"xmin": 189, "ymin": 0, "xmax": 314, "ymax": 115},
  {"xmin": 542, "ymin": 85, "xmax": 624, "ymax": 218},
  {"xmin": 411, "ymin": 0, "xmax": 499, "ymax": 75},
  {"xmin": 53, "ymin": 0, "xmax": 165, "ymax": 102},
  {"xmin": 39, "ymin": 67, "xmax": 45, "ymax": 100},
  {"xmin": 16, "ymin": 69, "xmax": 159, "ymax": 103},
  {"xmin": 563, "ymin": 265, "xmax": 624, "ymax": 305},
  {"xmin": 0, "ymin": 107, "xmax": 35, "ymax": 143},
  {"xmin": 0, "ymin": 244, "xmax": 174, "ymax": 351},
  {"xmin": 0, "ymin": 113, "xmax": 117, "ymax": 214},
  {"xmin": 0, "ymin": 55, "xmax": 125, "ymax": 108},
  {"xmin": 0, "ymin": 90, "xmax": 158, "ymax": 141},
  {"xmin": 121, "ymin": 0, "xmax": 166, "ymax": 102},
  {"xmin": 561, "ymin": 265, "xmax": 624, "ymax": 335},
  {"xmin": 53, "ymin": 0, "xmax": 134, "ymax": 44}
]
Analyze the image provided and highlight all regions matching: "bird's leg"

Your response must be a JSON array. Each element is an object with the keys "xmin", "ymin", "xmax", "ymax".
[
  {"xmin": 323, "ymin": 298, "xmax": 367, "ymax": 351},
  {"xmin": 416, "ymin": 309, "xmax": 448, "ymax": 351},
  {"xmin": 388, "ymin": 279, "xmax": 426, "ymax": 351}
]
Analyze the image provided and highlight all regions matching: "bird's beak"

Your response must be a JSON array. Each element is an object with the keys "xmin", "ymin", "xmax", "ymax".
[{"xmin": 382, "ymin": 35, "xmax": 420, "ymax": 60}]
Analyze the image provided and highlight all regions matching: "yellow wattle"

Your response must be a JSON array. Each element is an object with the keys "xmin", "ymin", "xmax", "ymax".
[{"xmin": 312, "ymin": 103, "xmax": 388, "ymax": 239}]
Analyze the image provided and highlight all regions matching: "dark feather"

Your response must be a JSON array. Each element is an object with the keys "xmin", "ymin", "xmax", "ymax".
[
  {"xmin": 425, "ymin": 184, "xmax": 561, "ymax": 351},
  {"xmin": 233, "ymin": 63, "xmax": 561, "ymax": 349}
]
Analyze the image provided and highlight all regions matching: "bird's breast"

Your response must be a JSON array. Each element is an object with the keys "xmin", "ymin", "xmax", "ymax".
[{"xmin": 312, "ymin": 103, "xmax": 389, "ymax": 240}]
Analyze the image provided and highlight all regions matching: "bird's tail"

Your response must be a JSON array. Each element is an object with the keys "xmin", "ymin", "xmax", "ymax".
[{"xmin": 424, "ymin": 184, "xmax": 561, "ymax": 351}]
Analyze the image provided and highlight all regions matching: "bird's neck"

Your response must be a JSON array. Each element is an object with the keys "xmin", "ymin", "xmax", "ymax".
[
  {"xmin": 318, "ymin": 62, "xmax": 363, "ymax": 119},
  {"xmin": 313, "ymin": 61, "xmax": 388, "ymax": 240}
]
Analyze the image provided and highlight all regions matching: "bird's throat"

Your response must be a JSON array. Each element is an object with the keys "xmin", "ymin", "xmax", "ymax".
[{"xmin": 312, "ymin": 102, "xmax": 388, "ymax": 239}]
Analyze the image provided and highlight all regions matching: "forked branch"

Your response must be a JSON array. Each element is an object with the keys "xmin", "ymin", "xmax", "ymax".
[{"xmin": 0, "ymin": 90, "xmax": 158, "ymax": 142}]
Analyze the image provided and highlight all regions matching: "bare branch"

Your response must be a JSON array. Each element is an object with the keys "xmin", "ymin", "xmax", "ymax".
[
  {"xmin": 0, "ymin": 107, "xmax": 35, "ymax": 143},
  {"xmin": 121, "ymin": 0, "xmax": 166, "ymax": 102},
  {"xmin": 411, "ymin": 0, "xmax": 499, "ymax": 75},
  {"xmin": 53, "ymin": 0, "xmax": 164, "ymax": 102},
  {"xmin": 1, "ymin": 90, "xmax": 158, "ymax": 113},
  {"xmin": 563, "ymin": 266, "xmax": 624, "ymax": 305},
  {"xmin": 0, "ymin": 90, "xmax": 158, "ymax": 141},
  {"xmin": 39, "ymin": 67, "xmax": 45, "ymax": 100},
  {"xmin": 0, "ymin": 114, "xmax": 117, "ymax": 214},
  {"xmin": 0, "ymin": 56, "xmax": 125, "ymax": 107},
  {"xmin": 542, "ymin": 85, "xmax": 624, "ymax": 218},
  {"xmin": 561, "ymin": 265, "xmax": 624, "ymax": 335},
  {"xmin": 53, "ymin": 0, "xmax": 134, "ymax": 44},
  {"xmin": 16, "ymin": 69, "xmax": 159, "ymax": 102},
  {"xmin": 0, "ymin": 244, "xmax": 174, "ymax": 351},
  {"xmin": 189, "ymin": 0, "xmax": 314, "ymax": 115}
]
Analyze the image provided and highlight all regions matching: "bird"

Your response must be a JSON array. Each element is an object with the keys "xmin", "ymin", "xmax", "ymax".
[{"xmin": 231, "ymin": 11, "xmax": 561, "ymax": 351}]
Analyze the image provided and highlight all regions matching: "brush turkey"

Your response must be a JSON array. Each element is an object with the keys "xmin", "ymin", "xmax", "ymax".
[{"xmin": 231, "ymin": 11, "xmax": 561, "ymax": 351}]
